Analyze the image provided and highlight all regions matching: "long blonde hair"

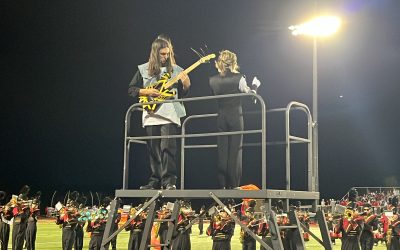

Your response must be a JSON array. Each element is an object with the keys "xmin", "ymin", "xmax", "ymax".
[{"xmin": 215, "ymin": 50, "xmax": 240, "ymax": 76}]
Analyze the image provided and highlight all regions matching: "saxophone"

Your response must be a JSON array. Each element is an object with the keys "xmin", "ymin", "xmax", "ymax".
[
  {"xmin": 386, "ymin": 228, "xmax": 392, "ymax": 245},
  {"xmin": 386, "ymin": 214, "xmax": 398, "ymax": 245},
  {"xmin": 240, "ymin": 229, "xmax": 245, "ymax": 243}
]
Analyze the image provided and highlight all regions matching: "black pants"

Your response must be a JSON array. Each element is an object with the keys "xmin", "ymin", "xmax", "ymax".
[
  {"xmin": 74, "ymin": 225, "xmax": 84, "ymax": 250},
  {"xmin": 260, "ymin": 236, "xmax": 273, "ymax": 250},
  {"xmin": 212, "ymin": 240, "xmax": 231, "ymax": 250},
  {"xmin": 171, "ymin": 231, "xmax": 191, "ymax": 250},
  {"xmin": 389, "ymin": 236, "xmax": 400, "ymax": 250},
  {"xmin": 12, "ymin": 221, "xmax": 27, "ymax": 250},
  {"xmin": 341, "ymin": 235, "xmax": 360, "ymax": 250},
  {"xmin": 242, "ymin": 238, "xmax": 256, "ymax": 250},
  {"xmin": 62, "ymin": 227, "xmax": 75, "ymax": 250},
  {"xmin": 89, "ymin": 233, "xmax": 104, "ymax": 250},
  {"xmin": 146, "ymin": 123, "xmax": 178, "ymax": 187},
  {"xmin": 360, "ymin": 231, "xmax": 374, "ymax": 250},
  {"xmin": 25, "ymin": 221, "xmax": 37, "ymax": 250},
  {"xmin": 128, "ymin": 231, "xmax": 143, "ymax": 250},
  {"xmin": 217, "ymin": 113, "xmax": 243, "ymax": 188},
  {"xmin": 0, "ymin": 222, "xmax": 10, "ymax": 250},
  {"xmin": 198, "ymin": 218, "xmax": 204, "ymax": 234},
  {"xmin": 111, "ymin": 233, "xmax": 117, "ymax": 250},
  {"xmin": 159, "ymin": 226, "xmax": 168, "ymax": 245}
]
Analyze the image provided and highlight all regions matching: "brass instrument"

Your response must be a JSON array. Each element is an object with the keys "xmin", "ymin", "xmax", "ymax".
[
  {"xmin": 7, "ymin": 195, "xmax": 31, "ymax": 215},
  {"xmin": 386, "ymin": 228, "xmax": 392, "ymax": 245},
  {"xmin": 344, "ymin": 208, "xmax": 355, "ymax": 220},
  {"xmin": 214, "ymin": 210, "xmax": 233, "ymax": 230}
]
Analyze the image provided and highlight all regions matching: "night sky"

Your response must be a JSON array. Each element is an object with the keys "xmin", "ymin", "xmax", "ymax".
[{"xmin": 2, "ymin": 0, "xmax": 400, "ymax": 206}]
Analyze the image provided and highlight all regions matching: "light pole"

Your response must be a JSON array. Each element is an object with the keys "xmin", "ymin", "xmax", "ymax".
[{"xmin": 289, "ymin": 16, "xmax": 341, "ymax": 192}]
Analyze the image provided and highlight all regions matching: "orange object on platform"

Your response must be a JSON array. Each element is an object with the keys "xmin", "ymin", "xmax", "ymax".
[
  {"xmin": 238, "ymin": 184, "xmax": 261, "ymax": 215},
  {"xmin": 240, "ymin": 184, "xmax": 260, "ymax": 202}
]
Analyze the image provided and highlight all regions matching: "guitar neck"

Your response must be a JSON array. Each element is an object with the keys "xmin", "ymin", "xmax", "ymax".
[{"xmin": 164, "ymin": 60, "xmax": 203, "ymax": 89}]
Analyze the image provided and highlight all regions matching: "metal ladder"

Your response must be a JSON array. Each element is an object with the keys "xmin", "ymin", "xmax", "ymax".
[
  {"xmin": 100, "ymin": 193, "xmax": 182, "ymax": 250},
  {"xmin": 267, "ymin": 210, "xmax": 332, "ymax": 250},
  {"xmin": 140, "ymin": 200, "xmax": 181, "ymax": 250}
]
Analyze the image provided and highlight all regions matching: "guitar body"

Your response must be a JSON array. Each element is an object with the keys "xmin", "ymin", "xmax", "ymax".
[
  {"xmin": 138, "ymin": 72, "xmax": 177, "ymax": 112},
  {"xmin": 138, "ymin": 53, "xmax": 216, "ymax": 112}
]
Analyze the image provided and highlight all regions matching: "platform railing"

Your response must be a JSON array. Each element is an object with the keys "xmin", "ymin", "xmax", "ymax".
[
  {"xmin": 122, "ymin": 92, "xmax": 266, "ymax": 189},
  {"xmin": 285, "ymin": 102, "xmax": 313, "ymax": 192},
  {"xmin": 180, "ymin": 101, "xmax": 313, "ymax": 193}
]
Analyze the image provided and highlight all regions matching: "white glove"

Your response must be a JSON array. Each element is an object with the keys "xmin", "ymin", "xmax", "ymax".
[
  {"xmin": 238, "ymin": 76, "xmax": 250, "ymax": 93},
  {"xmin": 252, "ymin": 77, "xmax": 261, "ymax": 88}
]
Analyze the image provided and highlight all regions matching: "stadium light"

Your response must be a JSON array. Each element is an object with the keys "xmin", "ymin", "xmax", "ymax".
[{"xmin": 289, "ymin": 16, "xmax": 341, "ymax": 37}]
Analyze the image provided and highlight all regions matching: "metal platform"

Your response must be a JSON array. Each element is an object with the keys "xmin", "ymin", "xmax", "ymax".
[{"xmin": 115, "ymin": 189, "xmax": 320, "ymax": 200}]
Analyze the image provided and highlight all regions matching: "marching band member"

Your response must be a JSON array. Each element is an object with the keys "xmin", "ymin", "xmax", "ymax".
[
  {"xmin": 258, "ymin": 218, "xmax": 273, "ymax": 250},
  {"xmin": 207, "ymin": 207, "xmax": 235, "ymax": 250},
  {"xmin": 198, "ymin": 205, "xmax": 206, "ymax": 235},
  {"xmin": 0, "ymin": 191, "xmax": 12, "ymax": 250},
  {"xmin": 25, "ymin": 198, "xmax": 40, "ymax": 250},
  {"xmin": 111, "ymin": 204, "xmax": 121, "ymax": 250},
  {"xmin": 297, "ymin": 206, "xmax": 310, "ymax": 242},
  {"xmin": 360, "ymin": 203, "xmax": 378, "ymax": 250},
  {"xmin": 86, "ymin": 197, "xmax": 110, "ymax": 250},
  {"xmin": 75, "ymin": 195, "xmax": 88, "ymax": 250},
  {"xmin": 240, "ymin": 206, "xmax": 258, "ymax": 250},
  {"xmin": 171, "ymin": 201, "xmax": 195, "ymax": 250},
  {"xmin": 125, "ymin": 205, "xmax": 147, "ymax": 250},
  {"xmin": 326, "ymin": 213, "xmax": 339, "ymax": 245},
  {"xmin": 56, "ymin": 199, "xmax": 79, "ymax": 250},
  {"xmin": 12, "ymin": 185, "xmax": 31, "ymax": 250},
  {"xmin": 335, "ymin": 188, "xmax": 364, "ymax": 250},
  {"xmin": 386, "ymin": 196, "xmax": 400, "ymax": 250},
  {"xmin": 157, "ymin": 203, "xmax": 171, "ymax": 246}
]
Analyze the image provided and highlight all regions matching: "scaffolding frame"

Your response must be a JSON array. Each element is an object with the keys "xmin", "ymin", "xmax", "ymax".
[{"xmin": 101, "ymin": 93, "xmax": 332, "ymax": 249}]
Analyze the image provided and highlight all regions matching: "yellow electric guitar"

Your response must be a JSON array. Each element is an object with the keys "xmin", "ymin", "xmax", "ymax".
[{"xmin": 139, "ymin": 53, "xmax": 216, "ymax": 112}]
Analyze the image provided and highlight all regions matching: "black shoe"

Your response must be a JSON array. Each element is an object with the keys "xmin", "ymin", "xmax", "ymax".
[
  {"xmin": 140, "ymin": 184, "xmax": 156, "ymax": 190},
  {"xmin": 164, "ymin": 184, "xmax": 176, "ymax": 190}
]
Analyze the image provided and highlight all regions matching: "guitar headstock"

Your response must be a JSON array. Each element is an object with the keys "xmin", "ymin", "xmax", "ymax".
[{"xmin": 199, "ymin": 53, "xmax": 216, "ymax": 63}]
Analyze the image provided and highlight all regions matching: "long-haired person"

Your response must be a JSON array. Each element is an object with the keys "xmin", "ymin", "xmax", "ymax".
[
  {"xmin": 209, "ymin": 50, "xmax": 261, "ymax": 189},
  {"xmin": 128, "ymin": 35, "xmax": 190, "ymax": 190}
]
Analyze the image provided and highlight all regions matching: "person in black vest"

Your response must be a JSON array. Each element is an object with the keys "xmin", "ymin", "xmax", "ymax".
[{"xmin": 209, "ymin": 50, "xmax": 261, "ymax": 189}]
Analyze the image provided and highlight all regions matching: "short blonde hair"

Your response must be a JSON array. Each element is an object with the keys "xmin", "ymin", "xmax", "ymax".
[{"xmin": 215, "ymin": 50, "xmax": 240, "ymax": 76}]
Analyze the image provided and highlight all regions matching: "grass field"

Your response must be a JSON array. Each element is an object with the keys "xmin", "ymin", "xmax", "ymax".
[{"xmin": 6, "ymin": 219, "xmax": 388, "ymax": 249}]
